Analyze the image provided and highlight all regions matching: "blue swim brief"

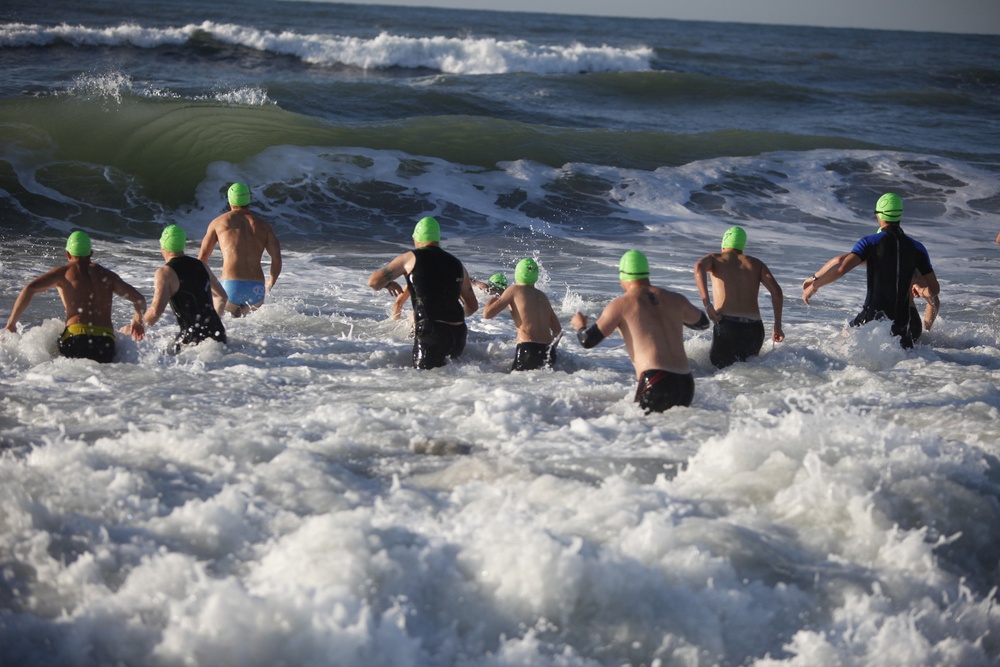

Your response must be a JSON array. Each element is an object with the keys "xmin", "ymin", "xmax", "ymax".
[{"xmin": 222, "ymin": 279, "xmax": 266, "ymax": 306}]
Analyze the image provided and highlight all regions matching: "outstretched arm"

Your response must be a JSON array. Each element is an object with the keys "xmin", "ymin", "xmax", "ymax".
[
  {"xmin": 693, "ymin": 255, "xmax": 720, "ymax": 322},
  {"xmin": 265, "ymin": 228, "xmax": 282, "ymax": 292},
  {"xmin": 760, "ymin": 262, "xmax": 784, "ymax": 342},
  {"xmin": 392, "ymin": 287, "xmax": 410, "ymax": 319},
  {"xmin": 197, "ymin": 222, "xmax": 218, "ymax": 265},
  {"xmin": 912, "ymin": 270, "xmax": 941, "ymax": 331},
  {"xmin": 5, "ymin": 267, "xmax": 64, "ymax": 332},
  {"xmin": 206, "ymin": 266, "xmax": 229, "ymax": 315},
  {"xmin": 482, "ymin": 287, "xmax": 512, "ymax": 319},
  {"xmin": 111, "ymin": 273, "xmax": 147, "ymax": 341},
  {"xmin": 803, "ymin": 253, "xmax": 861, "ymax": 304},
  {"xmin": 368, "ymin": 252, "xmax": 412, "ymax": 297},
  {"xmin": 572, "ymin": 300, "xmax": 621, "ymax": 348},
  {"xmin": 459, "ymin": 268, "xmax": 478, "ymax": 317},
  {"xmin": 142, "ymin": 266, "xmax": 175, "ymax": 327}
]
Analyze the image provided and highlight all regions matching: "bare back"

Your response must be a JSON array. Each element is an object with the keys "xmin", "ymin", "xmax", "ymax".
[
  {"xmin": 599, "ymin": 285, "xmax": 698, "ymax": 378},
  {"xmin": 488, "ymin": 284, "xmax": 561, "ymax": 344},
  {"xmin": 706, "ymin": 252, "xmax": 766, "ymax": 319},
  {"xmin": 200, "ymin": 209, "xmax": 274, "ymax": 281},
  {"xmin": 59, "ymin": 261, "xmax": 125, "ymax": 328}
]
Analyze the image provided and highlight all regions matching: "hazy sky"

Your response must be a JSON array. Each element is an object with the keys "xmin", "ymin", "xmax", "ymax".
[{"xmin": 333, "ymin": 0, "xmax": 1000, "ymax": 35}]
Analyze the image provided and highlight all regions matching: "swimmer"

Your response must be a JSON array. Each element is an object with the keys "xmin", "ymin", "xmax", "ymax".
[
  {"xmin": 803, "ymin": 193, "xmax": 939, "ymax": 349},
  {"xmin": 483, "ymin": 259, "xmax": 561, "ymax": 371},
  {"xmin": 368, "ymin": 216, "xmax": 478, "ymax": 369},
  {"xmin": 4, "ymin": 231, "xmax": 147, "ymax": 363},
  {"xmin": 472, "ymin": 273, "xmax": 509, "ymax": 297},
  {"xmin": 572, "ymin": 250, "xmax": 709, "ymax": 413},
  {"xmin": 395, "ymin": 273, "xmax": 507, "ymax": 320},
  {"xmin": 139, "ymin": 225, "xmax": 228, "ymax": 353},
  {"xmin": 198, "ymin": 182, "xmax": 282, "ymax": 317},
  {"xmin": 694, "ymin": 226, "xmax": 784, "ymax": 368}
]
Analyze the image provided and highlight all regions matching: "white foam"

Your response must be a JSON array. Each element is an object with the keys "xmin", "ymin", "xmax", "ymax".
[{"xmin": 0, "ymin": 21, "xmax": 654, "ymax": 75}]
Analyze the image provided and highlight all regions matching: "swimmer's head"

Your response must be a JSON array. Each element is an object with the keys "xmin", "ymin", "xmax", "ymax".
[
  {"xmin": 66, "ymin": 231, "xmax": 92, "ymax": 258},
  {"xmin": 412, "ymin": 216, "xmax": 441, "ymax": 243},
  {"xmin": 228, "ymin": 182, "xmax": 251, "ymax": 207},
  {"xmin": 619, "ymin": 250, "xmax": 649, "ymax": 282},
  {"xmin": 487, "ymin": 273, "xmax": 508, "ymax": 291},
  {"xmin": 875, "ymin": 192, "xmax": 902, "ymax": 223},
  {"xmin": 160, "ymin": 225, "xmax": 186, "ymax": 253},
  {"xmin": 515, "ymin": 258, "xmax": 538, "ymax": 285},
  {"xmin": 721, "ymin": 226, "xmax": 747, "ymax": 251}
]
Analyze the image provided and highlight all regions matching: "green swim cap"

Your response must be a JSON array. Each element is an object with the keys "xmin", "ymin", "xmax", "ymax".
[
  {"xmin": 228, "ymin": 182, "xmax": 251, "ymax": 207},
  {"xmin": 160, "ymin": 225, "xmax": 186, "ymax": 253},
  {"xmin": 515, "ymin": 258, "xmax": 538, "ymax": 285},
  {"xmin": 66, "ymin": 230, "xmax": 92, "ymax": 257},
  {"xmin": 875, "ymin": 192, "xmax": 902, "ymax": 222},
  {"xmin": 487, "ymin": 273, "xmax": 508, "ymax": 291},
  {"xmin": 619, "ymin": 250, "xmax": 649, "ymax": 282},
  {"xmin": 412, "ymin": 216, "xmax": 441, "ymax": 243},
  {"xmin": 721, "ymin": 226, "xmax": 747, "ymax": 251}
]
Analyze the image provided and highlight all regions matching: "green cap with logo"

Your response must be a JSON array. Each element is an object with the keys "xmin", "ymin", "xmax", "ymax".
[
  {"xmin": 619, "ymin": 250, "xmax": 649, "ymax": 282},
  {"xmin": 515, "ymin": 258, "xmax": 539, "ymax": 285},
  {"xmin": 228, "ymin": 182, "xmax": 251, "ymax": 207},
  {"xmin": 875, "ymin": 192, "xmax": 902, "ymax": 223},
  {"xmin": 721, "ymin": 226, "xmax": 747, "ymax": 251}
]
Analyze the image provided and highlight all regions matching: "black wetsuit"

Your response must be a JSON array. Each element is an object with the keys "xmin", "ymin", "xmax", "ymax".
[
  {"xmin": 167, "ymin": 256, "xmax": 227, "ymax": 353},
  {"xmin": 849, "ymin": 227, "xmax": 933, "ymax": 349},
  {"xmin": 710, "ymin": 316, "xmax": 765, "ymax": 369},
  {"xmin": 407, "ymin": 246, "xmax": 467, "ymax": 369}
]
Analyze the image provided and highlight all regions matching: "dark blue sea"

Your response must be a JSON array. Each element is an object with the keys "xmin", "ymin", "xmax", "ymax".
[{"xmin": 2, "ymin": 1, "xmax": 1000, "ymax": 665}]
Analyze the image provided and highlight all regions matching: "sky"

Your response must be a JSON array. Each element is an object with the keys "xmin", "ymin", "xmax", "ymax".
[{"xmin": 332, "ymin": 0, "xmax": 1000, "ymax": 35}]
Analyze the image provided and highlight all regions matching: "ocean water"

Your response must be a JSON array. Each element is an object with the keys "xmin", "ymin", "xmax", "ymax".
[{"xmin": 2, "ymin": 0, "xmax": 1000, "ymax": 665}]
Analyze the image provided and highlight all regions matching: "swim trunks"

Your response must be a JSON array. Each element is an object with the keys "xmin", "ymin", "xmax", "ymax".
[
  {"xmin": 221, "ymin": 279, "xmax": 266, "ymax": 307},
  {"xmin": 168, "ymin": 256, "xmax": 227, "ymax": 352},
  {"xmin": 634, "ymin": 369, "xmax": 695, "ymax": 413},
  {"xmin": 59, "ymin": 324, "xmax": 115, "ymax": 363},
  {"xmin": 511, "ymin": 341, "xmax": 557, "ymax": 371},
  {"xmin": 710, "ymin": 315, "xmax": 765, "ymax": 369},
  {"xmin": 413, "ymin": 320, "xmax": 467, "ymax": 370}
]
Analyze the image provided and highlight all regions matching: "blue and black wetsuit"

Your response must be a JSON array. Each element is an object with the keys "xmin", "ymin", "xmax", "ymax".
[
  {"xmin": 406, "ymin": 246, "xmax": 467, "ymax": 369},
  {"xmin": 849, "ymin": 226, "xmax": 933, "ymax": 349},
  {"xmin": 167, "ymin": 256, "xmax": 227, "ymax": 353}
]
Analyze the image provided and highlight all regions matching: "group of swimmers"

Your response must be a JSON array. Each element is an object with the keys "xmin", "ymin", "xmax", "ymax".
[
  {"xmin": 4, "ymin": 183, "xmax": 281, "ymax": 358},
  {"xmin": 4, "ymin": 189, "xmax": 939, "ymax": 414},
  {"xmin": 366, "ymin": 191, "xmax": 938, "ymax": 413}
]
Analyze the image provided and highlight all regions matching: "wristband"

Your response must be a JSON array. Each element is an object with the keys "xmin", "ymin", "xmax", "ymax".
[{"xmin": 577, "ymin": 323, "xmax": 605, "ymax": 349}]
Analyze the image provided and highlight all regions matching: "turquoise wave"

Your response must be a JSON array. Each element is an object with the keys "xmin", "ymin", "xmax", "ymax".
[{"xmin": 0, "ymin": 94, "xmax": 879, "ymax": 209}]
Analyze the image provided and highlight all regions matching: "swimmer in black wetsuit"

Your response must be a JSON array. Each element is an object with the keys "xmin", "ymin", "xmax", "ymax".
[
  {"xmin": 803, "ymin": 193, "xmax": 939, "ymax": 349},
  {"xmin": 571, "ymin": 250, "xmax": 709, "ymax": 414},
  {"xmin": 483, "ymin": 258, "xmax": 561, "ymax": 371},
  {"xmin": 694, "ymin": 226, "xmax": 784, "ymax": 368},
  {"xmin": 394, "ymin": 272, "xmax": 506, "ymax": 320},
  {"xmin": 368, "ymin": 216, "xmax": 478, "ymax": 369},
  {"xmin": 142, "ymin": 225, "xmax": 228, "ymax": 353}
]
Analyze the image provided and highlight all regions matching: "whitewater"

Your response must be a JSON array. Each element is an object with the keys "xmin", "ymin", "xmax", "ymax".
[{"xmin": 2, "ymin": 1, "xmax": 1000, "ymax": 665}]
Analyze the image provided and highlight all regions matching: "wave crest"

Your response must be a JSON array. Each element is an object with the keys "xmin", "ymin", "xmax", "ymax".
[{"xmin": 0, "ymin": 20, "xmax": 653, "ymax": 75}]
